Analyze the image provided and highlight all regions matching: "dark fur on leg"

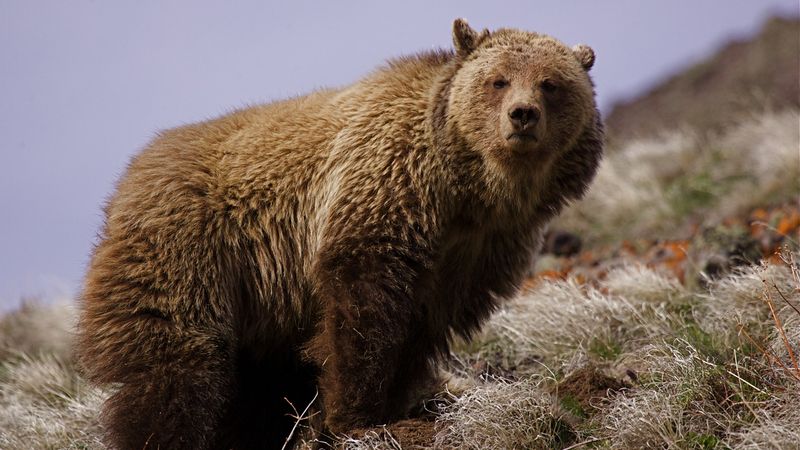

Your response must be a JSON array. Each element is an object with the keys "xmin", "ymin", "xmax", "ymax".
[
  {"xmin": 312, "ymin": 283, "xmax": 410, "ymax": 431},
  {"xmin": 78, "ymin": 308, "xmax": 235, "ymax": 449},
  {"xmin": 102, "ymin": 365, "xmax": 231, "ymax": 450}
]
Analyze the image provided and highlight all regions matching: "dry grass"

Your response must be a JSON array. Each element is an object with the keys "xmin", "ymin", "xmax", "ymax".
[
  {"xmin": 0, "ymin": 354, "xmax": 107, "ymax": 449},
  {"xmin": 0, "ymin": 249, "xmax": 797, "ymax": 450},
  {"xmin": 0, "ymin": 302, "xmax": 107, "ymax": 449},
  {"xmin": 697, "ymin": 262, "xmax": 797, "ymax": 354},
  {"xmin": 556, "ymin": 109, "xmax": 800, "ymax": 244},
  {"xmin": 442, "ymin": 254, "xmax": 800, "ymax": 450},
  {"xmin": 595, "ymin": 342, "xmax": 723, "ymax": 449},
  {"xmin": 433, "ymin": 375, "xmax": 569, "ymax": 450},
  {"xmin": 0, "ymin": 300, "xmax": 76, "ymax": 362},
  {"xmin": 456, "ymin": 265, "xmax": 685, "ymax": 369},
  {"xmin": 727, "ymin": 384, "xmax": 800, "ymax": 449}
]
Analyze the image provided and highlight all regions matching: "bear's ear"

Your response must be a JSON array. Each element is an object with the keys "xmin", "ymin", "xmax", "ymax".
[
  {"xmin": 452, "ymin": 18, "xmax": 488, "ymax": 57},
  {"xmin": 572, "ymin": 44, "xmax": 595, "ymax": 71}
]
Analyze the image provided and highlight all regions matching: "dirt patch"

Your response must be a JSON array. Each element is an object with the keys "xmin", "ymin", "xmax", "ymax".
[
  {"xmin": 385, "ymin": 418, "xmax": 438, "ymax": 448},
  {"xmin": 555, "ymin": 364, "xmax": 630, "ymax": 418},
  {"xmin": 344, "ymin": 417, "xmax": 438, "ymax": 449}
]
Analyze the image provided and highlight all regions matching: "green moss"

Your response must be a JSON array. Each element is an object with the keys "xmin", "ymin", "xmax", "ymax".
[
  {"xmin": 0, "ymin": 360, "xmax": 8, "ymax": 381},
  {"xmin": 664, "ymin": 151, "xmax": 755, "ymax": 220},
  {"xmin": 665, "ymin": 299, "xmax": 744, "ymax": 363},
  {"xmin": 588, "ymin": 337, "xmax": 622, "ymax": 360},
  {"xmin": 666, "ymin": 172, "xmax": 718, "ymax": 218},
  {"xmin": 686, "ymin": 432, "xmax": 724, "ymax": 449},
  {"xmin": 678, "ymin": 322, "xmax": 720, "ymax": 359},
  {"xmin": 560, "ymin": 393, "xmax": 587, "ymax": 419}
]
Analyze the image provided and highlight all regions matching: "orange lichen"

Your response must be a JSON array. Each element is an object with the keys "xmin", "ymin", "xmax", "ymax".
[{"xmin": 777, "ymin": 210, "xmax": 800, "ymax": 235}]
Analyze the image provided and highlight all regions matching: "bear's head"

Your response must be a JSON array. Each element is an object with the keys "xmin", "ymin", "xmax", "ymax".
[{"xmin": 447, "ymin": 19, "xmax": 599, "ymax": 173}]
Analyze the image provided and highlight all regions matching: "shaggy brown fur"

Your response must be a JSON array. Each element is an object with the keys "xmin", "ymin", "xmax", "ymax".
[{"xmin": 76, "ymin": 19, "xmax": 603, "ymax": 449}]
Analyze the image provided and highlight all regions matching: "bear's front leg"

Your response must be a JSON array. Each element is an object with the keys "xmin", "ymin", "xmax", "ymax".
[
  {"xmin": 309, "ymin": 234, "xmax": 434, "ymax": 434},
  {"xmin": 316, "ymin": 280, "xmax": 412, "ymax": 431}
]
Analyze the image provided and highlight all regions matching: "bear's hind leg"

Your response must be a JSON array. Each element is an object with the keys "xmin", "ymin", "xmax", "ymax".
[
  {"xmin": 102, "ymin": 357, "xmax": 232, "ymax": 450},
  {"xmin": 80, "ymin": 311, "xmax": 235, "ymax": 450}
]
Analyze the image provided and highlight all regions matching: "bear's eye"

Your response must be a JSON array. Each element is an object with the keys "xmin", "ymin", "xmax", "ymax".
[
  {"xmin": 493, "ymin": 79, "xmax": 509, "ymax": 89},
  {"xmin": 541, "ymin": 80, "xmax": 558, "ymax": 93}
]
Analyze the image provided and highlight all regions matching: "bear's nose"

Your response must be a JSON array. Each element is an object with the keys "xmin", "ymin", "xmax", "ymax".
[{"xmin": 508, "ymin": 104, "xmax": 541, "ymax": 128}]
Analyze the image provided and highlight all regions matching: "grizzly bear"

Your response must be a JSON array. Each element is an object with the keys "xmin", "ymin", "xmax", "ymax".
[{"xmin": 76, "ymin": 18, "xmax": 602, "ymax": 449}]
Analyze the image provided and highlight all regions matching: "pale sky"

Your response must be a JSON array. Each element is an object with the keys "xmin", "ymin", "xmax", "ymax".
[{"xmin": 1, "ymin": 0, "xmax": 798, "ymax": 309}]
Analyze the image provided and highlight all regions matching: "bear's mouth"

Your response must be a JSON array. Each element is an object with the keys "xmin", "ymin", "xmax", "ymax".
[{"xmin": 506, "ymin": 133, "xmax": 538, "ymax": 143}]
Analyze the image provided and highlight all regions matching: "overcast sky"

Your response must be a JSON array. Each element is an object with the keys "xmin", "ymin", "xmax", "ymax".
[{"xmin": 1, "ymin": 0, "xmax": 798, "ymax": 309}]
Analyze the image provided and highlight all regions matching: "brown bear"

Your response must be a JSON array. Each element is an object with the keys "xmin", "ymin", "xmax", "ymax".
[{"xmin": 76, "ymin": 18, "xmax": 603, "ymax": 449}]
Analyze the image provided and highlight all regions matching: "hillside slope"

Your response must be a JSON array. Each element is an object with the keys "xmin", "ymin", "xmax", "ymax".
[{"xmin": 605, "ymin": 16, "xmax": 800, "ymax": 142}]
